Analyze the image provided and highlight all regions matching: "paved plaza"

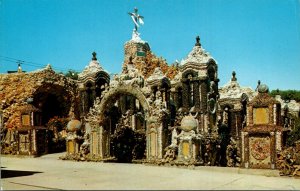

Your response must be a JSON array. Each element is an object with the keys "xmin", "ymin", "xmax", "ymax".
[{"xmin": 1, "ymin": 152, "xmax": 299, "ymax": 190}]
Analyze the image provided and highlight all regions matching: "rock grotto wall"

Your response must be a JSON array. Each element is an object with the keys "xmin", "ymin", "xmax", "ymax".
[{"xmin": 0, "ymin": 65, "xmax": 78, "ymax": 130}]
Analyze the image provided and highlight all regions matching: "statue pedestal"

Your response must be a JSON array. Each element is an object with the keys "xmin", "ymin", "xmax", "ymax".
[{"xmin": 176, "ymin": 130, "xmax": 201, "ymax": 165}]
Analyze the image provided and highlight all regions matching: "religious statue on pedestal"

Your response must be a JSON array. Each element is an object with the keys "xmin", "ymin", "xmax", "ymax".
[{"xmin": 128, "ymin": 7, "xmax": 144, "ymax": 41}]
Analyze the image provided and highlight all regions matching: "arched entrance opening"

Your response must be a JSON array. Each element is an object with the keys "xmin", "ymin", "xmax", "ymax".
[
  {"xmin": 96, "ymin": 85, "xmax": 150, "ymax": 163},
  {"xmin": 32, "ymin": 83, "xmax": 72, "ymax": 153},
  {"xmin": 33, "ymin": 84, "xmax": 72, "ymax": 125}
]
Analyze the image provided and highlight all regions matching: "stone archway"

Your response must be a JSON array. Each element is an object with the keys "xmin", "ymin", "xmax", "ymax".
[
  {"xmin": 32, "ymin": 83, "xmax": 73, "ymax": 153},
  {"xmin": 98, "ymin": 84, "xmax": 151, "ymax": 124},
  {"xmin": 33, "ymin": 83, "xmax": 72, "ymax": 125},
  {"xmin": 93, "ymin": 84, "xmax": 151, "ymax": 161}
]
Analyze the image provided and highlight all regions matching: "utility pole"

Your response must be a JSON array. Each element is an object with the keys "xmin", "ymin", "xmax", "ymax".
[{"xmin": 17, "ymin": 60, "xmax": 23, "ymax": 73}]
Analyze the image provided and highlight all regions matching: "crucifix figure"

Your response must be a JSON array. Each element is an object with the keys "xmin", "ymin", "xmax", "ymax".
[{"xmin": 128, "ymin": 7, "xmax": 144, "ymax": 32}]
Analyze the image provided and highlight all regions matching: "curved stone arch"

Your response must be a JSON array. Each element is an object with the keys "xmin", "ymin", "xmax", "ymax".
[
  {"xmin": 182, "ymin": 69, "xmax": 198, "ymax": 79},
  {"xmin": 160, "ymin": 77, "xmax": 171, "ymax": 89},
  {"xmin": 97, "ymin": 84, "xmax": 151, "ymax": 124},
  {"xmin": 221, "ymin": 103, "xmax": 234, "ymax": 110},
  {"xmin": 32, "ymin": 82, "xmax": 74, "ymax": 125},
  {"xmin": 84, "ymin": 80, "xmax": 95, "ymax": 86},
  {"xmin": 95, "ymin": 71, "xmax": 110, "ymax": 85},
  {"xmin": 207, "ymin": 66, "xmax": 216, "ymax": 81},
  {"xmin": 207, "ymin": 58, "xmax": 217, "ymax": 68},
  {"xmin": 241, "ymin": 93, "xmax": 249, "ymax": 103}
]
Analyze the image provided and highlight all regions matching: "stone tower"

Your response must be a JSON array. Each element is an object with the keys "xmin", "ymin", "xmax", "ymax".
[
  {"xmin": 122, "ymin": 33, "xmax": 152, "ymax": 77},
  {"xmin": 241, "ymin": 83, "xmax": 284, "ymax": 169},
  {"xmin": 78, "ymin": 52, "xmax": 110, "ymax": 118},
  {"xmin": 171, "ymin": 36, "xmax": 219, "ymax": 134}
]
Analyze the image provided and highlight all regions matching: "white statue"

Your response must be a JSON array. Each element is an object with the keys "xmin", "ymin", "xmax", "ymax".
[
  {"xmin": 171, "ymin": 127, "xmax": 178, "ymax": 146},
  {"xmin": 128, "ymin": 7, "xmax": 144, "ymax": 41},
  {"xmin": 128, "ymin": 7, "xmax": 144, "ymax": 32}
]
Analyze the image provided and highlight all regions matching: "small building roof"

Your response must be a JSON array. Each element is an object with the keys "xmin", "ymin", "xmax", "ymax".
[
  {"xmin": 219, "ymin": 71, "xmax": 255, "ymax": 100},
  {"xmin": 180, "ymin": 36, "xmax": 215, "ymax": 66},
  {"xmin": 78, "ymin": 52, "xmax": 106, "ymax": 80}
]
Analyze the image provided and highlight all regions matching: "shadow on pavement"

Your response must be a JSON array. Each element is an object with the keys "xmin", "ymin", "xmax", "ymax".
[{"xmin": 1, "ymin": 168, "xmax": 42, "ymax": 179}]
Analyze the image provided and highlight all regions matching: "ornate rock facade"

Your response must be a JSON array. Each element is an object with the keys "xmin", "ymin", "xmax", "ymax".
[
  {"xmin": 0, "ymin": 65, "xmax": 78, "ymax": 156},
  {"xmin": 218, "ymin": 71, "xmax": 256, "ymax": 137},
  {"xmin": 60, "ymin": 34, "xmax": 223, "ymax": 166},
  {"xmin": 241, "ymin": 83, "xmax": 286, "ymax": 169},
  {"xmin": 218, "ymin": 71, "xmax": 256, "ymax": 166},
  {"xmin": 0, "ymin": 11, "xmax": 297, "ymax": 171}
]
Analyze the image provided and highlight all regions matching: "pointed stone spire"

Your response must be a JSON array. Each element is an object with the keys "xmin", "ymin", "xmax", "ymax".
[
  {"xmin": 181, "ymin": 35, "xmax": 212, "ymax": 65},
  {"xmin": 78, "ymin": 52, "xmax": 103, "ymax": 79},
  {"xmin": 231, "ymin": 71, "xmax": 237, "ymax": 81},
  {"xmin": 46, "ymin": 64, "xmax": 52, "ymax": 70},
  {"xmin": 92, "ymin": 51, "xmax": 97, "ymax": 61},
  {"xmin": 255, "ymin": 80, "xmax": 261, "ymax": 91},
  {"xmin": 195, "ymin": 35, "xmax": 201, "ymax": 47}
]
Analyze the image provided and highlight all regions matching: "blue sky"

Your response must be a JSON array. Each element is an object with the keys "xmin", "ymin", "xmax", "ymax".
[{"xmin": 0, "ymin": 0, "xmax": 299, "ymax": 91}]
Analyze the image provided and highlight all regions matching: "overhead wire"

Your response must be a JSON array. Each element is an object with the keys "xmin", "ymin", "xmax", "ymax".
[
  {"xmin": 0, "ymin": 55, "xmax": 80, "ymax": 73},
  {"xmin": 0, "ymin": 56, "xmax": 68, "ymax": 72}
]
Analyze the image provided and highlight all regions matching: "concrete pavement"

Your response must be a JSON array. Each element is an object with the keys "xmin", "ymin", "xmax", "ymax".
[{"xmin": 1, "ymin": 152, "xmax": 299, "ymax": 190}]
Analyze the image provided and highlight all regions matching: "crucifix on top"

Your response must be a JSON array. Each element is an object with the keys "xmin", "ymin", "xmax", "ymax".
[{"xmin": 128, "ymin": 7, "xmax": 144, "ymax": 33}]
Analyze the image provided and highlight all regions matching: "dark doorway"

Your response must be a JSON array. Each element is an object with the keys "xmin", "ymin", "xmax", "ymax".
[
  {"xmin": 40, "ymin": 94, "xmax": 64, "ymax": 125},
  {"xmin": 33, "ymin": 84, "xmax": 71, "ymax": 126},
  {"xmin": 32, "ymin": 84, "xmax": 72, "ymax": 153},
  {"xmin": 103, "ymin": 93, "xmax": 147, "ymax": 163}
]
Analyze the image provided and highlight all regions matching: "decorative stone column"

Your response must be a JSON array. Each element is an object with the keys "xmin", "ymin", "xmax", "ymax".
[
  {"xmin": 28, "ymin": 130, "xmax": 32, "ymax": 155},
  {"xmin": 270, "ymin": 132, "xmax": 276, "ymax": 169},
  {"xmin": 173, "ymin": 90, "xmax": 179, "ymax": 108},
  {"xmin": 147, "ymin": 122, "xmax": 159, "ymax": 160},
  {"xmin": 200, "ymin": 81, "xmax": 207, "ymax": 112},
  {"xmin": 247, "ymin": 105, "xmax": 253, "ymax": 126},
  {"xmin": 269, "ymin": 104, "xmax": 274, "ymax": 124},
  {"xmin": 79, "ymin": 90, "xmax": 86, "ymax": 116},
  {"xmin": 182, "ymin": 82, "xmax": 189, "ymax": 112},
  {"xmin": 243, "ymin": 132, "xmax": 249, "ymax": 168},
  {"xmin": 193, "ymin": 80, "xmax": 200, "ymax": 110},
  {"xmin": 90, "ymin": 126, "xmax": 101, "ymax": 157},
  {"xmin": 166, "ymin": 89, "xmax": 171, "ymax": 109}
]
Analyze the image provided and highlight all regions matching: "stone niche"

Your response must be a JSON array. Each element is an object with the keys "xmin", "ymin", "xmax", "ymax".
[
  {"xmin": 147, "ymin": 120, "xmax": 163, "ymax": 160},
  {"xmin": 148, "ymin": 127, "xmax": 158, "ymax": 159},
  {"xmin": 241, "ymin": 84, "xmax": 285, "ymax": 169},
  {"xmin": 89, "ymin": 125, "xmax": 109, "ymax": 159}
]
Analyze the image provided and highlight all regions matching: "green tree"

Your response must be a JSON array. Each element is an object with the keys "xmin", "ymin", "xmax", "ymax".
[
  {"xmin": 287, "ymin": 117, "xmax": 300, "ymax": 147},
  {"xmin": 270, "ymin": 89, "xmax": 300, "ymax": 102},
  {"xmin": 65, "ymin": 69, "xmax": 79, "ymax": 80}
]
